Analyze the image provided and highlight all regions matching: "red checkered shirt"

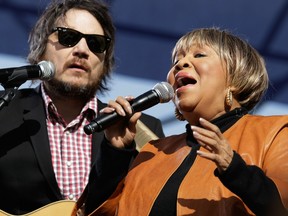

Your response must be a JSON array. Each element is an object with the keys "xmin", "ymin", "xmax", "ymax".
[{"xmin": 41, "ymin": 84, "xmax": 97, "ymax": 201}]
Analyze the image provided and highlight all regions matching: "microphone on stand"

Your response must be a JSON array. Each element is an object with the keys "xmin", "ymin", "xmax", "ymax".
[
  {"xmin": 84, "ymin": 81, "xmax": 174, "ymax": 134},
  {"xmin": 0, "ymin": 61, "xmax": 55, "ymax": 88},
  {"xmin": 0, "ymin": 61, "xmax": 55, "ymax": 110}
]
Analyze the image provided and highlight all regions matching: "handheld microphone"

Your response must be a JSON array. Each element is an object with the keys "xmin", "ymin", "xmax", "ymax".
[
  {"xmin": 84, "ymin": 81, "xmax": 174, "ymax": 134},
  {"xmin": 0, "ymin": 61, "xmax": 55, "ymax": 88}
]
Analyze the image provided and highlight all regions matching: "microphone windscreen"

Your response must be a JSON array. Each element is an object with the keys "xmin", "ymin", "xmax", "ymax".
[
  {"xmin": 152, "ymin": 82, "xmax": 174, "ymax": 103},
  {"xmin": 38, "ymin": 61, "xmax": 55, "ymax": 80}
]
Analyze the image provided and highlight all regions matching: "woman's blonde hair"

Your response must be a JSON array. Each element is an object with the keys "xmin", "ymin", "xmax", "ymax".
[{"xmin": 171, "ymin": 27, "xmax": 269, "ymax": 111}]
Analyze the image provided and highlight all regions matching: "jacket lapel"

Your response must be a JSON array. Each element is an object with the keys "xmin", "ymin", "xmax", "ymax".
[
  {"xmin": 22, "ymin": 88, "xmax": 62, "ymax": 199},
  {"xmin": 91, "ymin": 99, "xmax": 106, "ymax": 164}
]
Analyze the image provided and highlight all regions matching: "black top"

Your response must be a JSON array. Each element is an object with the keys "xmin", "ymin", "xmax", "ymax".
[{"xmin": 149, "ymin": 108, "xmax": 288, "ymax": 216}]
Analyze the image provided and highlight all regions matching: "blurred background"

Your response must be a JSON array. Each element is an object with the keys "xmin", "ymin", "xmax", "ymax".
[{"xmin": 0, "ymin": 0, "xmax": 288, "ymax": 136}]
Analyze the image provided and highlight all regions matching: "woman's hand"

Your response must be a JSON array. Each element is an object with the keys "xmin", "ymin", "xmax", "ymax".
[
  {"xmin": 100, "ymin": 96, "xmax": 141, "ymax": 149},
  {"xmin": 191, "ymin": 118, "xmax": 234, "ymax": 173}
]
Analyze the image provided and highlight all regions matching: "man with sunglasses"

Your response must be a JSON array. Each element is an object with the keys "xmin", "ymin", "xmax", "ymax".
[{"xmin": 0, "ymin": 0, "xmax": 164, "ymax": 215}]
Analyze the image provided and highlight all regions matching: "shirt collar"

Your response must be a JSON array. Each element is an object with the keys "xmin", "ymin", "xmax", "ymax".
[{"xmin": 40, "ymin": 83, "xmax": 97, "ymax": 125}]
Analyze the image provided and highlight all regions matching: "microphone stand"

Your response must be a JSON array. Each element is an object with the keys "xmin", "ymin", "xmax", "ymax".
[
  {"xmin": 0, "ymin": 87, "xmax": 18, "ymax": 110},
  {"xmin": 0, "ymin": 80, "xmax": 25, "ymax": 110}
]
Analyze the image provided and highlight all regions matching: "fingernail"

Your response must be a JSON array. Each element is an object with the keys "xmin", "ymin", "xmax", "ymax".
[
  {"xmin": 193, "ymin": 131, "xmax": 199, "ymax": 138},
  {"xmin": 128, "ymin": 107, "xmax": 133, "ymax": 114},
  {"xmin": 120, "ymin": 110, "xmax": 126, "ymax": 116}
]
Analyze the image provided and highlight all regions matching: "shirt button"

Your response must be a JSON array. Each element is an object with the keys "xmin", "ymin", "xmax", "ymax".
[
  {"xmin": 66, "ymin": 161, "xmax": 72, "ymax": 167},
  {"xmin": 68, "ymin": 194, "xmax": 74, "ymax": 200}
]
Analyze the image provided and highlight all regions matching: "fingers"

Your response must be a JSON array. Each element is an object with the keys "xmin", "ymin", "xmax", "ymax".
[
  {"xmin": 101, "ymin": 96, "xmax": 134, "ymax": 116},
  {"xmin": 129, "ymin": 112, "xmax": 142, "ymax": 125},
  {"xmin": 198, "ymin": 118, "xmax": 224, "ymax": 139},
  {"xmin": 191, "ymin": 118, "xmax": 222, "ymax": 152},
  {"xmin": 101, "ymin": 95, "xmax": 142, "ymax": 130},
  {"xmin": 191, "ymin": 118, "xmax": 233, "ymax": 172},
  {"xmin": 102, "ymin": 96, "xmax": 141, "ymax": 149}
]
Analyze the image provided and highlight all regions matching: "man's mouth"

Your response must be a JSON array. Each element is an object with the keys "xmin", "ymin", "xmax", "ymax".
[{"xmin": 68, "ymin": 63, "xmax": 88, "ymax": 72}]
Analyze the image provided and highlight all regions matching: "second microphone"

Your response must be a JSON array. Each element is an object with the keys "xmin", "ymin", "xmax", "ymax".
[{"xmin": 84, "ymin": 82, "xmax": 174, "ymax": 135}]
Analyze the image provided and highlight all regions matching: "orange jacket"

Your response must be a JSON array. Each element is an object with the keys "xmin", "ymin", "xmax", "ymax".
[{"xmin": 92, "ymin": 115, "xmax": 288, "ymax": 216}]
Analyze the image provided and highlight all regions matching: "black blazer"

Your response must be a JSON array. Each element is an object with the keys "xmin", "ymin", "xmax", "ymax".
[{"xmin": 0, "ymin": 87, "xmax": 164, "ymax": 215}]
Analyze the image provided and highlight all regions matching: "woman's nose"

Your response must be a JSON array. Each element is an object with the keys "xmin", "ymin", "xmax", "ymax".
[{"xmin": 175, "ymin": 57, "xmax": 192, "ymax": 70}]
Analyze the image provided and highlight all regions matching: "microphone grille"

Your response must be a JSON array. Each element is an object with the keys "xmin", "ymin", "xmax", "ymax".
[
  {"xmin": 153, "ymin": 82, "xmax": 174, "ymax": 103},
  {"xmin": 38, "ymin": 61, "xmax": 55, "ymax": 80}
]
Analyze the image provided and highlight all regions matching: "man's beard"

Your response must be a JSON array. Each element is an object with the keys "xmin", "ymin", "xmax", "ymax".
[{"xmin": 45, "ymin": 78, "xmax": 98, "ymax": 100}]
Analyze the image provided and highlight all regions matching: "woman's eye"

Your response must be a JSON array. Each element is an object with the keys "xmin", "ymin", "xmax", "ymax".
[{"xmin": 194, "ymin": 53, "xmax": 206, "ymax": 58}]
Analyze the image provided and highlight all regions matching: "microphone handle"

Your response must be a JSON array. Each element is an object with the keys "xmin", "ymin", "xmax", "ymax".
[
  {"xmin": 84, "ymin": 111, "xmax": 122, "ymax": 134},
  {"xmin": 84, "ymin": 90, "xmax": 160, "ymax": 134},
  {"xmin": 130, "ymin": 90, "xmax": 159, "ymax": 112}
]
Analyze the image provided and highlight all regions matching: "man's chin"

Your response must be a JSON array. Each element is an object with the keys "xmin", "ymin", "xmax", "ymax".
[{"xmin": 45, "ymin": 80, "xmax": 97, "ymax": 99}]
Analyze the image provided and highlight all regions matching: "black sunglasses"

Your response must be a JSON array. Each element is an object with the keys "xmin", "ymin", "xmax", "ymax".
[{"xmin": 52, "ymin": 27, "xmax": 111, "ymax": 53}]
